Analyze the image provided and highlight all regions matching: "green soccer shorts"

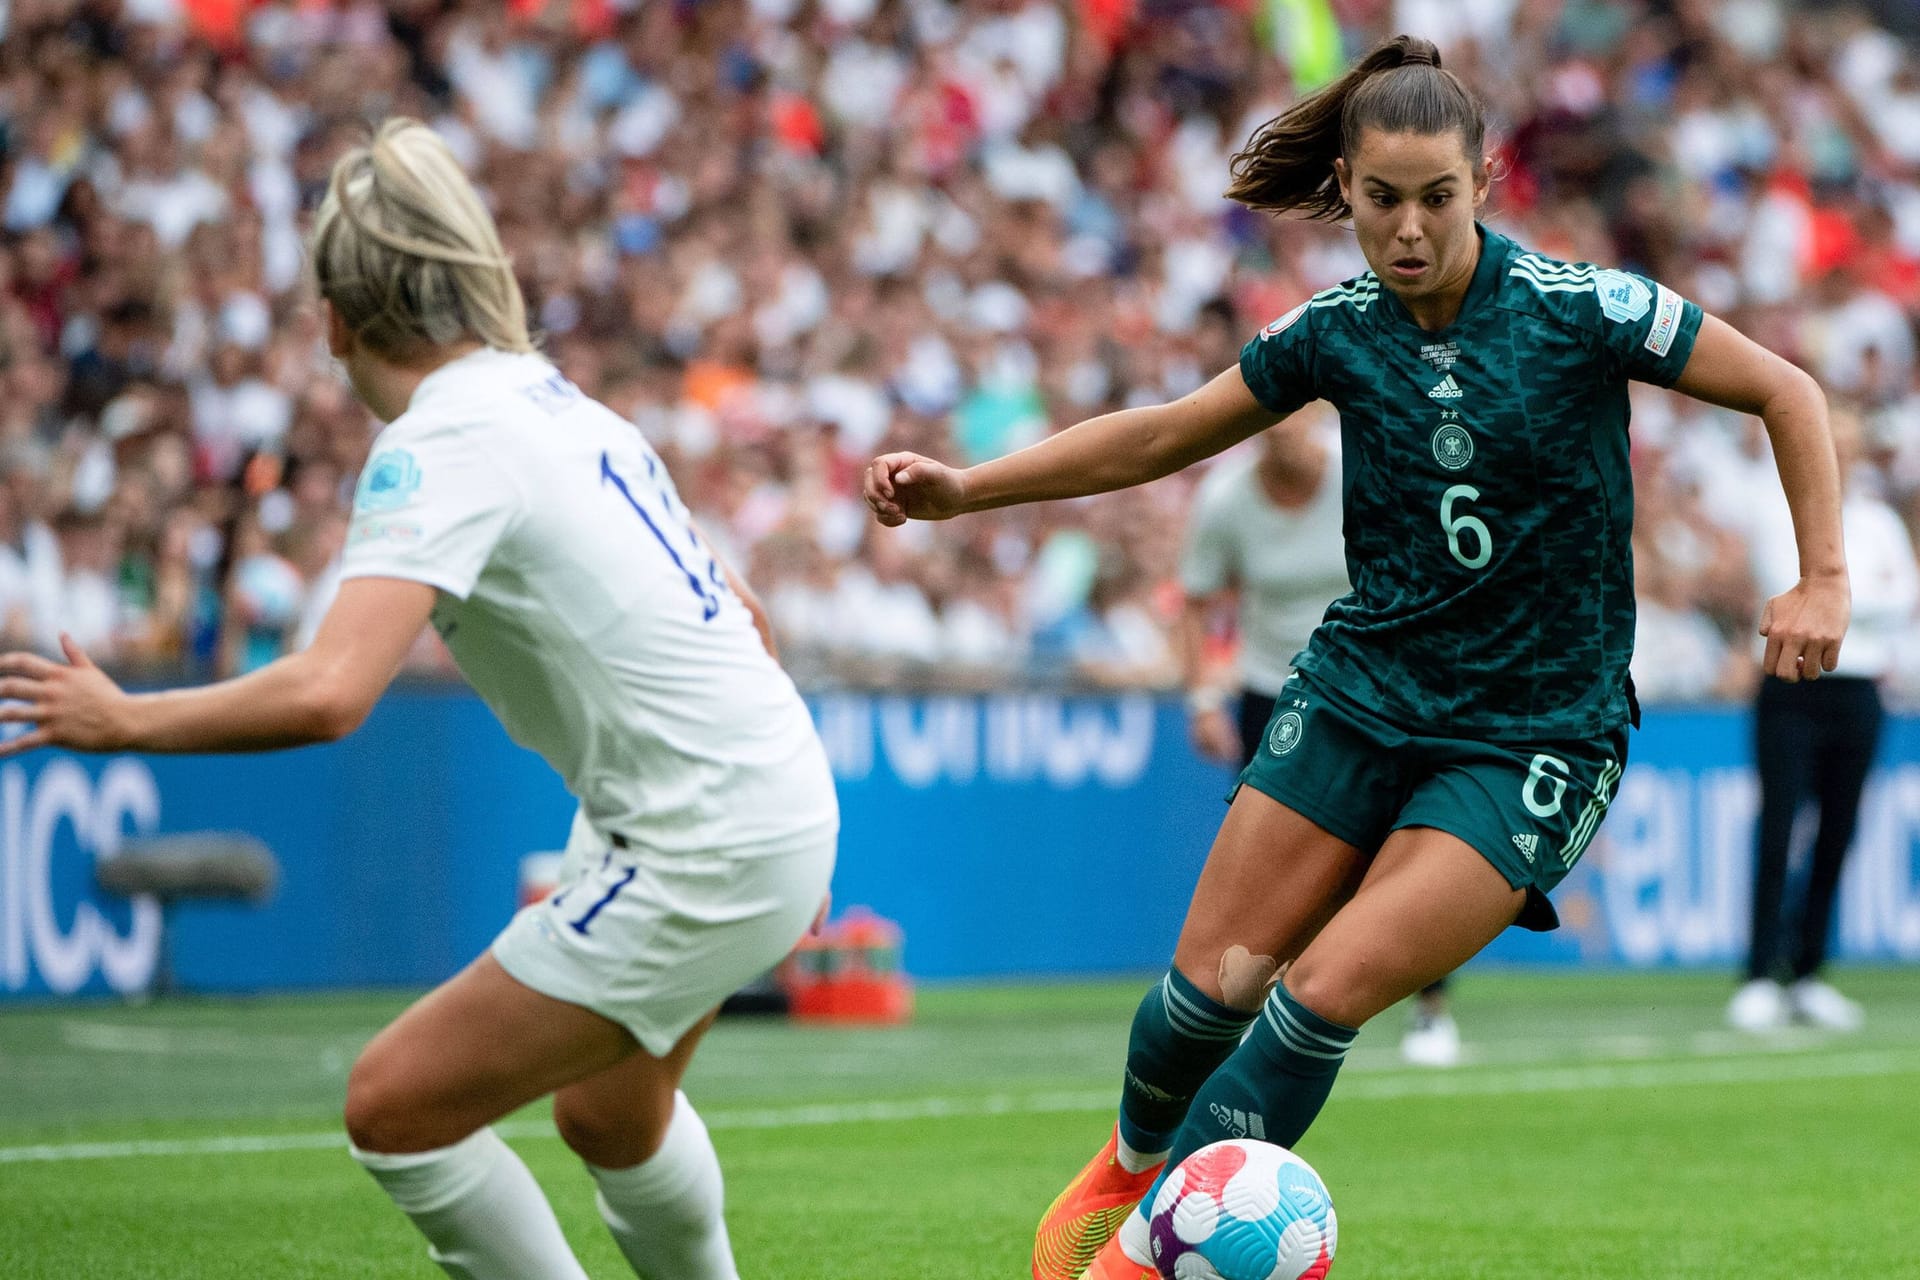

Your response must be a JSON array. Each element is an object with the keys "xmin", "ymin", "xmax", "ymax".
[{"xmin": 1234, "ymin": 673, "xmax": 1629, "ymax": 932}]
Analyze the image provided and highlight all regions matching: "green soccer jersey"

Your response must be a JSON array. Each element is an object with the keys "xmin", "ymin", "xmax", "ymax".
[{"xmin": 1238, "ymin": 225, "xmax": 1705, "ymax": 741}]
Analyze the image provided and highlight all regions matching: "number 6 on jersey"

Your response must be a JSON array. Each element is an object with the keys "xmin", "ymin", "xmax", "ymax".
[{"xmin": 1440, "ymin": 484, "xmax": 1492, "ymax": 569}]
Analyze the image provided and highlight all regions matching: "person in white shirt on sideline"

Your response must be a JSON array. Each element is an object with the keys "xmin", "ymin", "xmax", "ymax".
[
  {"xmin": 1178, "ymin": 405, "xmax": 1463, "ymax": 1067},
  {"xmin": 1729, "ymin": 405, "xmax": 1917, "ymax": 1034},
  {"xmin": 0, "ymin": 119, "xmax": 837, "ymax": 1280}
]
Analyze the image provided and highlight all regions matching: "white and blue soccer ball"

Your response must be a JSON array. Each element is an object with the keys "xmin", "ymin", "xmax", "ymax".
[{"xmin": 1146, "ymin": 1139, "xmax": 1337, "ymax": 1280}]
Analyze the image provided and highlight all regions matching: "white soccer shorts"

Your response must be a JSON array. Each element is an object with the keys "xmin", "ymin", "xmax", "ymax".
[{"xmin": 492, "ymin": 817, "xmax": 836, "ymax": 1057}]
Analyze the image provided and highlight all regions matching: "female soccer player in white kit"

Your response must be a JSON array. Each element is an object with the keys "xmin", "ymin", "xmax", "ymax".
[{"xmin": 0, "ymin": 119, "xmax": 837, "ymax": 1280}]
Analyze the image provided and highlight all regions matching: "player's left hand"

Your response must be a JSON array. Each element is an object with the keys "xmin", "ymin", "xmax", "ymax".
[
  {"xmin": 1758, "ymin": 570, "xmax": 1849, "ymax": 682},
  {"xmin": 864, "ymin": 452, "xmax": 968, "ymax": 525},
  {"xmin": 0, "ymin": 635, "xmax": 133, "ymax": 756}
]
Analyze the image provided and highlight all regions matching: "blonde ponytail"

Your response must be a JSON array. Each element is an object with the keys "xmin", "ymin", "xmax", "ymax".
[{"xmin": 311, "ymin": 118, "xmax": 534, "ymax": 360}]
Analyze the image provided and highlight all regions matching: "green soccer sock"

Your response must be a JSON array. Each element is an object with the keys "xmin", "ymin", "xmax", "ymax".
[
  {"xmin": 1141, "ymin": 981, "xmax": 1358, "ymax": 1208},
  {"xmin": 1115, "ymin": 969, "xmax": 1257, "ymax": 1165}
]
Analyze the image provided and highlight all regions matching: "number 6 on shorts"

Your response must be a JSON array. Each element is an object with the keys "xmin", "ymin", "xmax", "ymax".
[{"xmin": 1522, "ymin": 753, "xmax": 1570, "ymax": 818}]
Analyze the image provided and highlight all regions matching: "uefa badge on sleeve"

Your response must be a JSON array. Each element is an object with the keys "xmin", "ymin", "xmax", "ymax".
[{"xmin": 356, "ymin": 449, "xmax": 422, "ymax": 513}]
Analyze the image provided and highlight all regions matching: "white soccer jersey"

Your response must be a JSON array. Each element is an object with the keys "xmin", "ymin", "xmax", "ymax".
[
  {"xmin": 1180, "ymin": 435, "xmax": 1350, "ymax": 697},
  {"xmin": 341, "ymin": 348, "xmax": 835, "ymax": 855}
]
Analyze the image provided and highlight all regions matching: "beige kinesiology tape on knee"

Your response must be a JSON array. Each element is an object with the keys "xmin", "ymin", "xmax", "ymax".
[{"xmin": 1217, "ymin": 944, "xmax": 1282, "ymax": 1012}]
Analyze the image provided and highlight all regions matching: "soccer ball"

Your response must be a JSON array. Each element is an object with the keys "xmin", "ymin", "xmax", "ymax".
[{"xmin": 1145, "ymin": 1139, "xmax": 1337, "ymax": 1280}]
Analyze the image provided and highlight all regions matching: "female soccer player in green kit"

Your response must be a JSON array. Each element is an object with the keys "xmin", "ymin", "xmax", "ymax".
[{"xmin": 864, "ymin": 35, "xmax": 1850, "ymax": 1280}]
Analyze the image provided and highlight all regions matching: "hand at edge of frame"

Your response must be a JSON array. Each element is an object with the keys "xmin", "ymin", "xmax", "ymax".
[
  {"xmin": 863, "ymin": 452, "xmax": 969, "ymax": 525},
  {"xmin": 0, "ymin": 634, "xmax": 133, "ymax": 756}
]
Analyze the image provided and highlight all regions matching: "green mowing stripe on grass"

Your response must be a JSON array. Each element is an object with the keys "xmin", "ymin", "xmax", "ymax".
[{"xmin": 7, "ymin": 1046, "xmax": 1917, "ymax": 1165}]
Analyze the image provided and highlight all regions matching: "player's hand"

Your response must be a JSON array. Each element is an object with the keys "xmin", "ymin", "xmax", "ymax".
[
  {"xmin": 1189, "ymin": 707, "xmax": 1241, "ymax": 764},
  {"xmin": 864, "ymin": 452, "xmax": 969, "ymax": 525},
  {"xmin": 1758, "ymin": 570, "xmax": 1850, "ymax": 682},
  {"xmin": 0, "ymin": 635, "xmax": 134, "ymax": 756}
]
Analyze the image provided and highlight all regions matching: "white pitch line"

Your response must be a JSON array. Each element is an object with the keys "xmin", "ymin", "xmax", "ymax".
[
  {"xmin": 701, "ymin": 1088, "xmax": 1116, "ymax": 1132},
  {"xmin": 57, "ymin": 1020, "xmax": 349, "ymax": 1060},
  {"xmin": 0, "ymin": 1131, "xmax": 354, "ymax": 1164},
  {"xmin": 1335, "ymin": 1049, "xmax": 1920, "ymax": 1100},
  {"xmin": 3, "ymin": 1049, "xmax": 1917, "ymax": 1166}
]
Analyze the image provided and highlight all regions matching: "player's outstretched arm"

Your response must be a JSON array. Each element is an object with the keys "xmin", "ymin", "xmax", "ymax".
[
  {"xmin": 0, "ymin": 577, "xmax": 435, "ymax": 756},
  {"xmin": 865, "ymin": 366, "xmax": 1277, "ymax": 525},
  {"xmin": 1671, "ymin": 314, "xmax": 1849, "ymax": 681}
]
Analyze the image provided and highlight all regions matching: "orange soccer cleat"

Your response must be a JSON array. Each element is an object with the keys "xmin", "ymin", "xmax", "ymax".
[
  {"xmin": 1076, "ymin": 1233, "xmax": 1158, "ymax": 1280},
  {"xmin": 1031, "ymin": 1125, "xmax": 1162, "ymax": 1280}
]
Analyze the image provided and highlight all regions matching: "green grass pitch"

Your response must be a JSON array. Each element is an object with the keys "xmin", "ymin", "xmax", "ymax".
[{"xmin": 3, "ymin": 970, "xmax": 1918, "ymax": 1278}]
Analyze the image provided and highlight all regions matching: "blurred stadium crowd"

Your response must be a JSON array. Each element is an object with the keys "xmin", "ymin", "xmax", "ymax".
[{"xmin": 3, "ymin": 0, "xmax": 1920, "ymax": 695}]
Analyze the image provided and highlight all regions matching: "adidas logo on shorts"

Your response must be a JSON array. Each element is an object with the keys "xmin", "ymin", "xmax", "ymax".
[{"xmin": 1511, "ymin": 833, "xmax": 1539, "ymax": 863}]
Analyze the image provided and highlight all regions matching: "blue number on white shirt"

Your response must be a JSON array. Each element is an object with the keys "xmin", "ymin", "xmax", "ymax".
[
  {"xmin": 564, "ymin": 852, "xmax": 637, "ymax": 936},
  {"xmin": 599, "ymin": 451, "xmax": 723, "ymax": 620}
]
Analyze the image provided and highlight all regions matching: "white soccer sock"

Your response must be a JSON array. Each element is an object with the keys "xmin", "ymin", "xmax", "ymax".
[
  {"xmin": 587, "ymin": 1091, "xmax": 738, "ymax": 1280},
  {"xmin": 1115, "ymin": 1131, "xmax": 1171, "ymax": 1175},
  {"xmin": 352, "ymin": 1128, "xmax": 590, "ymax": 1280}
]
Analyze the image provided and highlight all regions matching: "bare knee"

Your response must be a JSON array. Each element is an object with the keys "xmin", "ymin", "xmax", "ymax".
[
  {"xmin": 554, "ymin": 1088, "xmax": 673, "ymax": 1168},
  {"xmin": 1170, "ymin": 944, "xmax": 1284, "ymax": 1015},
  {"xmin": 344, "ymin": 1051, "xmax": 410, "ymax": 1153},
  {"xmin": 1278, "ymin": 954, "xmax": 1371, "ymax": 1030},
  {"xmin": 1215, "ymin": 944, "xmax": 1284, "ymax": 1011},
  {"xmin": 344, "ymin": 1047, "xmax": 457, "ymax": 1155}
]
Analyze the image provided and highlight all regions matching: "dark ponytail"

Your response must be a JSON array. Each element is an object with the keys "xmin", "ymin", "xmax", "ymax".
[{"xmin": 1226, "ymin": 35, "xmax": 1485, "ymax": 221}]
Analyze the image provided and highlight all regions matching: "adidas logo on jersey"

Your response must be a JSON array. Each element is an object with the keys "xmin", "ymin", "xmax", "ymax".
[
  {"xmin": 1428, "ymin": 374, "xmax": 1463, "ymax": 400},
  {"xmin": 1511, "ymin": 833, "xmax": 1539, "ymax": 863}
]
